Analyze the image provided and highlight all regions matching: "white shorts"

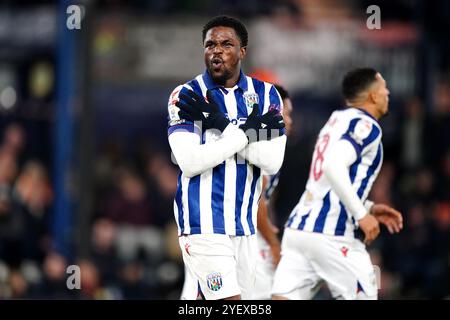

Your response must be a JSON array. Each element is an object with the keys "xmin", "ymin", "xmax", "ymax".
[
  {"xmin": 179, "ymin": 233, "xmax": 257, "ymax": 300},
  {"xmin": 180, "ymin": 265, "xmax": 200, "ymax": 300},
  {"xmin": 254, "ymin": 232, "xmax": 276, "ymax": 300},
  {"xmin": 272, "ymin": 228, "xmax": 378, "ymax": 300}
]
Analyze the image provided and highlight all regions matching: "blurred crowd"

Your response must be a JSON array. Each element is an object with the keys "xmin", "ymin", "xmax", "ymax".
[
  {"xmin": 0, "ymin": 121, "xmax": 184, "ymax": 299},
  {"xmin": 368, "ymin": 77, "xmax": 450, "ymax": 299}
]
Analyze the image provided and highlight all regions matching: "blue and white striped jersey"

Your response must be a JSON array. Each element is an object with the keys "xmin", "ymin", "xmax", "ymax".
[
  {"xmin": 286, "ymin": 107, "xmax": 383, "ymax": 239},
  {"xmin": 168, "ymin": 70, "xmax": 284, "ymax": 236},
  {"xmin": 264, "ymin": 172, "xmax": 280, "ymax": 201}
]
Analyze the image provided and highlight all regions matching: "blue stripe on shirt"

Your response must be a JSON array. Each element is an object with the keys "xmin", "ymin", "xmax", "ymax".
[
  {"xmin": 209, "ymin": 87, "xmax": 227, "ymax": 114},
  {"xmin": 252, "ymin": 78, "xmax": 265, "ymax": 112},
  {"xmin": 212, "ymin": 163, "xmax": 225, "ymax": 234},
  {"xmin": 286, "ymin": 211, "xmax": 296, "ymax": 228},
  {"xmin": 357, "ymin": 144, "xmax": 382, "ymax": 198},
  {"xmin": 334, "ymin": 202, "xmax": 348, "ymax": 236},
  {"xmin": 235, "ymin": 87, "xmax": 249, "ymax": 235},
  {"xmin": 340, "ymin": 118, "xmax": 362, "ymax": 155},
  {"xmin": 246, "ymin": 166, "xmax": 260, "ymax": 234},
  {"xmin": 313, "ymin": 192, "xmax": 331, "ymax": 232},
  {"xmin": 188, "ymin": 175, "xmax": 201, "ymax": 234},
  {"xmin": 298, "ymin": 209, "xmax": 312, "ymax": 230},
  {"xmin": 361, "ymin": 125, "xmax": 380, "ymax": 149},
  {"xmin": 175, "ymin": 173, "xmax": 184, "ymax": 234},
  {"xmin": 349, "ymin": 156, "xmax": 361, "ymax": 183},
  {"xmin": 234, "ymin": 88, "xmax": 249, "ymax": 117},
  {"xmin": 235, "ymin": 163, "xmax": 247, "ymax": 236}
]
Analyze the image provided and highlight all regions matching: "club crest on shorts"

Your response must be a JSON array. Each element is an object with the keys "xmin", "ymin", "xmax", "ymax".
[
  {"xmin": 243, "ymin": 92, "xmax": 259, "ymax": 109},
  {"xmin": 206, "ymin": 272, "xmax": 223, "ymax": 291}
]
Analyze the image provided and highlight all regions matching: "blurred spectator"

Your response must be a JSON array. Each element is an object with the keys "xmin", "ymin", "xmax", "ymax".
[
  {"xmin": 100, "ymin": 164, "xmax": 164, "ymax": 264},
  {"xmin": 89, "ymin": 218, "xmax": 119, "ymax": 286},
  {"xmin": 36, "ymin": 252, "xmax": 77, "ymax": 299},
  {"xmin": 8, "ymin": 269, "xmax": 28, "ymax": 299},
  {"xmin": 12, "ymin": 160, "xmax": 52, "ymax": 262},
  {"xmin": 1, "ymin": 123, "xmax": 26, "ymax": 164},
  {"xmin": 77, "ymin": 259, "xmax": 101, "ymax": 299},
  {"xmin": 145, "ymin": 151, "xmax": 178, "ymax": 228},
  {"xmin": 0, "ymin": 149, "xmax": 22, "ymax": 266}
]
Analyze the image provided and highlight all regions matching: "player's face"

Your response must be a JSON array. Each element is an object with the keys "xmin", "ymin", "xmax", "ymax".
[
  {"xmin": 373, "ymin": 73, "xmax": 390, "ymax": 117},
  {"xmin": 204, "ymin": 26, "xmax": 246, "ymax": 86},
  {"xmin": 282, "ymin": 98, "xmax": 293, "ymax": 136}
]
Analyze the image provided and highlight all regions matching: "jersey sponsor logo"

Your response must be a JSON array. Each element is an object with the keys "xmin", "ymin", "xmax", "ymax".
[
  {"xmin": 229, "ymin": 117, "xmax": 248, "ymax": 126},
  {"xmin": 206, "ymin": 272, "xmax": 223, "ymax": 291},
  {"xmin": 243, "ymin": 92, "xmax": 259, "ymax": 109}
]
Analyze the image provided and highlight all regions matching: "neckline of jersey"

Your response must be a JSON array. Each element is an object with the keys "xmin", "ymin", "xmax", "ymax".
[{"xmin": 350, "ymin": 107, "xmax": 379, "ymax": 123}]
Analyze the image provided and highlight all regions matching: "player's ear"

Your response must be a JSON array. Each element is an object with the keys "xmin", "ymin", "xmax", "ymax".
[
  {"xmin": 368, "ymin": 90, "xmax": 378, "ymax": 104},
  {"xmin": 239, "ymin": 46, "xmax": 247, "ymax": 60}
]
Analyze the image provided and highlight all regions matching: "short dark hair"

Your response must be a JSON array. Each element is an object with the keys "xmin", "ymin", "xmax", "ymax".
[
  {"xmin": 202, "ymin": 15, "xmax": 248, "ymax": 47},
  {"xmin": 274, "ymin": 84, "xmax": 290, "ymax": 100},
  {"xmin": 342, "ymin": 68, "xmax": 378, "ymax": 101}
]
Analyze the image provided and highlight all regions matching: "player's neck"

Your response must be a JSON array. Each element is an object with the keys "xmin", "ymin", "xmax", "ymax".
[
  {"xmin": 362, "ymin": 104, "xmax": 381, "ymax": 120},
  {"xmin": 223, "ymin": 72, "xmax": 241, "ymax": 88}
]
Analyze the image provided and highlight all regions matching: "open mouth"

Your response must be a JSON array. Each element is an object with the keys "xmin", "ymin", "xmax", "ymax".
[{"xmin": 211, "ymin": 57, "xmax": 223, "ymax": 69}]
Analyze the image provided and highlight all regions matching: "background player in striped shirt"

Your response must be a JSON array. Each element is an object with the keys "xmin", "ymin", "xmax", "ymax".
[
  {"xmin": 168, "ymin": 16, "xmax": 286, "ymax": 300},
  {"xmin": 254, "ymin": 84, "xmax": 293, "ymax": 299},
  {"xmin": 272, "ymin": 68, "xmax": 403, "ymax": 300}
]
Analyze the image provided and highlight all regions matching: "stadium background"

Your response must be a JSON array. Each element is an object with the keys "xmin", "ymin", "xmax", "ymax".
[{"xmin": 0, "ymin": 0, "xmax": 448, "ymax": 299}]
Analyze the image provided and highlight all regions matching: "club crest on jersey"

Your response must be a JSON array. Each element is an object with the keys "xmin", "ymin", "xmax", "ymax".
[
  {"xmin": 206, "ymin": 272, "xmax": 223, "ymax": 291},
  {"xmin": 243, "ymin": 92, "xmax": 259, "ymax": 109}
]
